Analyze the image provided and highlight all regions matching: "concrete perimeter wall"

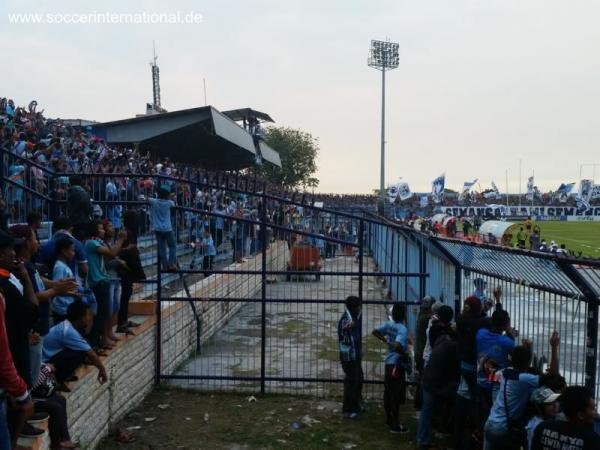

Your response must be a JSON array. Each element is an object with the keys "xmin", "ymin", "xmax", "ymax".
[{"xmin": 27, "ymin": 242, "xmax": 289, "ymax": 450}]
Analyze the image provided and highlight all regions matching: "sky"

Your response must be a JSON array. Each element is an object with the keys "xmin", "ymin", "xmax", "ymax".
[{"xmin": 2, "ymin": 0, "xmax": 600, "ymax": 194}]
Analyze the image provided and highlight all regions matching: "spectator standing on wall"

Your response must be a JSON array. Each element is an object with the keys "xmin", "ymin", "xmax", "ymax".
[
  {"xmin": 66, "ymin": 176, "xmax": 93, "ymax": 240},
  {"xmin": 117, "ymin": 210, "xmax": 145, "ymax": 334},
  {"xmin": 149, "ymin": 188, "xmax": 177, "ymax": 271},
  {"xmin": 84, "ymin": 221, "xmax": 127, "ymax": 350}
]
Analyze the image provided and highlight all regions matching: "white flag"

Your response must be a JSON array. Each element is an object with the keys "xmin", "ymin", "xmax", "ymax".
[{"xmin": 526, "ymin": 176, "xmax": 535, "ymax": 201}]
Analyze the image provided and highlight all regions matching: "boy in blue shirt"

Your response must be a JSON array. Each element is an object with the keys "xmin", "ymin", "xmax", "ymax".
[
  {"xmin": 51, "ymin": 237, "xmax": 80, "ymax": 323},
  {"xmin": 199, "ymin": 228, "xmax": 216, "ymax": 273},
  {"xmin": 338, "ymin": 296, "xmax": 363, "ymax": 419},
  {"xmin": 373, "ymin": 303, "xmax": 410, "ymax": 433},
  {"xmin": 43, "ymin": 300, "xmax": 107, "ymax": 384}
]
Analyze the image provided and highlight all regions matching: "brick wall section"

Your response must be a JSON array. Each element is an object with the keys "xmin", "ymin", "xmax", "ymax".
[{"xmin": 41, "ymin": 242, "xmax": 290, "ymax": 450}]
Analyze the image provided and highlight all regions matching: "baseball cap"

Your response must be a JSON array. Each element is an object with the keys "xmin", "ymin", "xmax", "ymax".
[{"xmin": 531, "ymin": 387, "xmax": 560, "ymax": 405}]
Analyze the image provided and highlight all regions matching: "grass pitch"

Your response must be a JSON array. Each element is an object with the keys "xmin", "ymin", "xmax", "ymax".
[{"xmin": 518, "ymin": 221, "xmax": 600, "ymax": 258}]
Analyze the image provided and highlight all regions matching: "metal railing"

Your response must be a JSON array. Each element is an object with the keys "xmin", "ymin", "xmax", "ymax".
[{"xmin": 2, "ymin": 145, "xmax": 599, "ymax": 402}]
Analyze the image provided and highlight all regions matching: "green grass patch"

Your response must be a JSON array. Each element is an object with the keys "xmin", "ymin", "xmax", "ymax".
[{"xmin": 508, "ymin": 221, "xmax": 600, "ymax": 257}]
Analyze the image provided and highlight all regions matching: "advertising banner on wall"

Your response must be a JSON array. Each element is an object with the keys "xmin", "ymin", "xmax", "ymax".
[{"xmin": 439, "ymin": 205, "xmax": 600, "ymax": 219}]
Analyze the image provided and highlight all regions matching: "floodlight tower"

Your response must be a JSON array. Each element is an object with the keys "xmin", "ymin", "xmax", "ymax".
[{"xmin": 368, "ymin": 39, "xmax": 399, "ymax": 215}]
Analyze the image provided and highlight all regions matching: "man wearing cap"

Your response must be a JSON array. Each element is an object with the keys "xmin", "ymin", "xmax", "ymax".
[
  {"xmin": 531, "ymin": 386, "xmax": 600, "ymax": 450},
  {"xmin": 526, "ymin": 387, "xmax": 561, "ymax": 450}
]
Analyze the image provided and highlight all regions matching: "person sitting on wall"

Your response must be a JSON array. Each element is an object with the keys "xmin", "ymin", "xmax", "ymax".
[{"xmin": 42, "ymin": 300, "xmax": 108, "ymax": 385}]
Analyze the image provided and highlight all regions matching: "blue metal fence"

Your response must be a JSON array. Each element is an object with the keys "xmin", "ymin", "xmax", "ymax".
[{"xmin": 367, "ymin": 217, "xmax": 600, "ymax": 401}]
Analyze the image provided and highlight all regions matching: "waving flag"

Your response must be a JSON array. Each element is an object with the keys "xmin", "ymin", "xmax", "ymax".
[
  {"xmin": 576, "ymin": 179, "xmax": 593, "ymax": 212},
  {"xmin": 592, "ymin": 184, "xmax": 600, "ymax": 199},
  {"xmin": 526, "ymin": 176, "xmax": 535, "ymax": 201},
  {"xmin": 459, "ymin": 179, "xmax": 478, "ymax": 201},
  {"xmin": 556, "ymin": 182, "xmax": 575, "ymax": 203},
  {"xmin": 431, "ymin": 174, "xmax": 445, "ymax": 203},
  {"xmin": 387, "ymin": 181, "xmax": 412, "ymax": 203},
  {"xmin": 398, "ymin": 182, "xmax": 412, "ymax": 200},
  {"xmin": 420, "ymin": 195, "xmax": 429, "ymax": 207},
  {"xmin": 387, "ymin": 184, "xmax": 400, "ymax": 203}
]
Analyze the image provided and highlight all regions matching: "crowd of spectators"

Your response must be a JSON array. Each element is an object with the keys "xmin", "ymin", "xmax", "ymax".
[
  {"xmin": 339, "ymin": 280, "xmax": 599, "ymax": 449},
  {"xmin": 2, "ymin": 96, "xmax": 598, "ymax": 449},
  {"xmin": 0, "ymin": 96, "xmax": 367, "ymax": 448}
]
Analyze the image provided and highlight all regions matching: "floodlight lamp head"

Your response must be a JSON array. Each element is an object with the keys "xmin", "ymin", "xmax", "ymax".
[{"xmin": 368, "ymin": 39, "xmax": 399, "ymax": 70}]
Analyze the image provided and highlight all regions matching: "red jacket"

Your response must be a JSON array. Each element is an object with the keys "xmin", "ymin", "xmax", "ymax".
[{"xmin": 0, "ymin": 291, "xmax": 28, "ymax": 398}]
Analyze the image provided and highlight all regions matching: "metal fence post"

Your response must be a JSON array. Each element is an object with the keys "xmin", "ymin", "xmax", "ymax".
[
  {"xmin": 358, "ymin": 220, "xmax": 364, "ymax": 301},
  {"xmin": 585, "ymin": 297, "xmax": 599, "ymax": 393},
  {"xmin": 555, "ymin": 260, "xmax": 599, "ymax": 394},
  {"xmin": 454, "ymin": 267, "xmax": 462, "ymax": 314},
  {"xmin": 155, "ymin": 244, "xmax": 162, "ymax": 386},
  {"xmin": 419, "ymin": 240, "xmax": 426, "ymax": 301},
  {"xmin": 389, "ymin": 228, "xmax": 394, "ymax": 291},
  {"xmin": 260, "ymin": 196, "xmax": 268, "ymax": 394}
]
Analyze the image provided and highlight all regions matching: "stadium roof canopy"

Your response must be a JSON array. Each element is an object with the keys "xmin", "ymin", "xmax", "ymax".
[
  {"xmin": 92, "ymin": 106, "xmax": 260, "ymax": 170},
  {"xmin": 222, "ymin": 108, "xmax": 275, "ymax": 123}
]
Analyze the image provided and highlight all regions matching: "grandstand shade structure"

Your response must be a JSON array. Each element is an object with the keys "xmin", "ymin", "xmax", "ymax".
[
  {"xmin": 222, "ymin": 107, "xmax": 275, "ymax": 124},
  {"xmin": 93, "ymin": 106, "xmax": 263, "ymax": 170}
]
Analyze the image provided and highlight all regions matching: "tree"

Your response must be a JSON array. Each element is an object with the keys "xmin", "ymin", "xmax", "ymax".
[{"xmin": 260, "ymin": 126, "xmax": 319, "ymax": 189}]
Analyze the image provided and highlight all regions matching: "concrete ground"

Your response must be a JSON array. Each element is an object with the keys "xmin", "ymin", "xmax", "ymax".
[{"xmin": 171, "ymin": 255, "xmax": 394, "ymax": 398}]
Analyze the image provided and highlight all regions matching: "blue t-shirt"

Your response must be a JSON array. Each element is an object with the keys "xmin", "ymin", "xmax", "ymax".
[
  {"xmin": 486, "ymin": 369, "xmax": 539, "ymax": 432},
  {"xmin": 84, "ymin": 239, "xmax": 110, "ymax": 287},
  {"xmin": 476, "ymin": 328, "xmax": 515, "ymax": 390},
  {"xmin": 374, "ymin": 320, "xmax": 408, "ymax": 365},
  {"xmin": 42, "ymin": 320, "xmax": 91, "ymax": 361},
  {"xmin": 149, "ymin": 198, "xmax": 175, "ymax": 232},
  {"xmin": 215, "ymin": 210, "xmax": 225, "ymax": 230},
  {"xmin": 51, "ymin": 260, "xmax": 76, "ymax": 316},
  {"xmin": 200, "ymin": 235, "xmax": 216, "ymax": 256},
  {"xmin": 37, "ymin": 231, "xmax": 87, "ymax": 281}
]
